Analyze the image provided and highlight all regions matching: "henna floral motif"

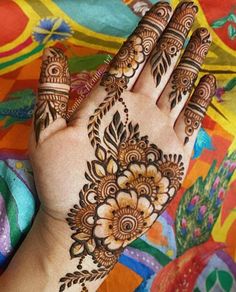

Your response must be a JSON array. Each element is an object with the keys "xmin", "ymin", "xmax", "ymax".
[
  {"xmin": 169, "ymin": 28, "xmax": 212, "ymax": 109},
  {"xmin": 34, "ymin": 48, "xmax": 70, "ymax": 143},
  {"xmin": 150, "ymin": 1, "xmax": 198, "ymax": 87},
  {"xmin": 117, "ymin": 163, "xmax": 173, "ymax": 211},
  {"xmin": 94, "ymin": 190, "xmax": 156, "ymax": 250},
  {"xmin": 184, "ymin": 74, "xmax": 216, "ymax": 144},
  {"xmin": 87, "ymin": 2, "xmax": 172, "ymax": 147},
  {"xmin": 59, "ymin": 111, "xmax": 184, "ymax": 291}
]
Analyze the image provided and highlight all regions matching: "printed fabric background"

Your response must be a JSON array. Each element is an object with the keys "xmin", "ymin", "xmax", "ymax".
[{"xmin": 0, "ymin": 0, "xmax": 236, "ymax": 291}]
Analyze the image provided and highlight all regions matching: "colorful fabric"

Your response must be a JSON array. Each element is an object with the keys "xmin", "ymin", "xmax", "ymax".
[{"xmin": 0, "ymin": 0, "xmax": 236, "ymax": 290}]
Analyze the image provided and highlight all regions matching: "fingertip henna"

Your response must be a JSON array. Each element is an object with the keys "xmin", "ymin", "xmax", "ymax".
[
  {"xmin": 183, "ymin": 74, "xmax": 216, "ymax": 145},
  {"xmin": 150, "ymin": 1, "xmax": 198, "ymax": 87},
  {"xmin": 34, "ymin": 47, "xmax": 70, "ymax": 143}
]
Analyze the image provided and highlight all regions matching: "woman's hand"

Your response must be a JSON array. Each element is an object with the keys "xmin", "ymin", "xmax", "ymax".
[{"xmin": 1, "ymin": 2, "xmax": 216, "ymax": 292}]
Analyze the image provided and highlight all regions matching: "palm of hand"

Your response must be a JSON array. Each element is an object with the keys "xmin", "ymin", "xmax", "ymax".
[{"xmin": 30, "ymin": 1, "xmax": 216, "ymax": 291}]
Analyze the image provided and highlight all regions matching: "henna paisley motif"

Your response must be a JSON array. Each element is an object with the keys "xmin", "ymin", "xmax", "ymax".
[
  {"xmin": 169, "ymin": 28, "xmax": 212, "ymax": 109},
  {"xmin": 150, "ymin": 1, "xmax": 198, "ymax": 87},
  {"xmin": 34, "ymin": 48, "xmax": 70, "ymax": 143},
  {"xmin": 184, "ymin": 74, "xmax": 216, "ymax": 144}
]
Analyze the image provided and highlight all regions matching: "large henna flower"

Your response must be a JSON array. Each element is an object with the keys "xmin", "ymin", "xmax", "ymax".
[
  {"xmin": 117, "ymin": 163, "xmax": 174, "ymax": 211},
  {"xmin": 94, "ymin": 190, "xmax": 156, "ymax": 250},
  {"xmin": 109, "ymin": 34, "xmax": 145, "ymax": 78}
]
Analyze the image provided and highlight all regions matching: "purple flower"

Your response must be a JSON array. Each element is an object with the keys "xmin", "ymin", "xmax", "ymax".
[
  {"xmin": 199, "ymin": 205, "xmax": 207, "ymax": 215},
  {"xmin": 197, "ymin": 205, "xmax": 207, "ymax": 223},
  {"xmin": 186, "ymin": 195, "xmax": 200, "ymax": 214},
  {"xmin": 207, "ymin": 214, "xmax": 214, "ymax": 229},
  {"xmin": 181, "ymin": 218, "xmax": 187, "ymax": 228},
  {"xmin": 228, "ymin": 162, "xmax": 236, "ymax": 177},
  {"xmin": 215, "ymin": 87, "xmax": 225, "ymax": 102},
  {"xmin": 224, "ymin": 160, "xmax": 231, "ymax": 169},
  {"xmin": 213, "ymin": 176, "xmax": 220, "ymax": 190},
  {"xmin": 180, "ymin": 218, "xmax": 187, "ymax": 237},
  {"xmin": 194, "ymin": 228, "xmax": 201, "ymax": 238}
]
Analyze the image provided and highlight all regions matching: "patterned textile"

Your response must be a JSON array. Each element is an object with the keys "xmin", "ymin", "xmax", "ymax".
[{"xmin": 0, "ymin": 0, "xmax": 236, "ymax": 291}]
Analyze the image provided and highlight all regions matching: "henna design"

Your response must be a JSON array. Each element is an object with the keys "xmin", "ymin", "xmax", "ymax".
[
  {"xmin": 184, "ymin": 74, "xmax": 216, "ymax": 144},
  {"xmin": 34, "ymin": 48, "xmax": 70, "ymax": 143},
  {"xmin": 59, "ymin": 268, "xmax": 108, "ymax": 292},
  {"xmin": 59, "ymin": 111, "xmax": 184, "ymax": 291},
  {"xmin": 150, "ymin": 1, "xmax": 198, "ymax": 87},
  {"xmin": 169, "ymin": 28, "xmax": 212, "ymax": 110},
  {"xmin": 87, "ymin": 2, "xmax": 172, "ymax": 147}
]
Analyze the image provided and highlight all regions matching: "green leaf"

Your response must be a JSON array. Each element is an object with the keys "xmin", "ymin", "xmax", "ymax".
[
  {"xmin": 228, "ymin": 24, "xmax": 236, "ymax": 40},
  {"xmin": 227, "ymin": 13, "xmax": 236, "ymax": 23},
  {"xmin": 225, "ymin": 77, "xmax": 236, "ymax": 91},
  {"xmin": 206, "ymin": 270, "xmax": 217, "ymax": 292},
  {"xmin": 218, "ymin": 270, "xmax": 233, "ymax": 292},
  {"xmin": 68, "ymin": 54, "xmax": 111, "ymax": 73},
  {"xmin": 211, "ymin": 16, "xmax": 228, "ymax": 28},
  {"xmin": 194, "ymin": 287, "xmax": 201, "ymax": 292}
]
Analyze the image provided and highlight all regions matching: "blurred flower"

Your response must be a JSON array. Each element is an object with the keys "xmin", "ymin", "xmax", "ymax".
[
  {"xmin": 197, "ymin": 205, "xmax": 207, "ymax": 223},
  {"xmin": 215, "ymin": 188, "xmax": 225, "ymax": 207},
  {"xmin": 181, "ymin": 218, "xmax": 187, "ymax": 228},
  {"xmin": 186, "ymin": 195, "xmax": 200, "ymax": 214},
  {"xmin": 194, "ymin": 228, "xmax": 201, "ymax": 238},
  {"xmin": 215, "ymin": 87, "xmax": 225, "ymax": 102},
  {"xmin": 207, "ymin": 214, "xmax": 214, "ymax": 230},
  {"xmin": 223, "ymin": 160, "xmax": 231, "ymax": 169},
  {"xmin": 32, "ymin": 17, "xmax": 73, "ymax": 44},
  {"xmin": 181, "ymin": 218, "xmax": 187, "ymax": 237},
  {"xmin": 199, "ymin": 205, "xmax": 207, "ymax": 215},
  {"xmin": 212, "ymin": 176, "xmax": 220, "ymax": 190},
  {"xmin": 218, "ymin": 188, "xmax": 225, "ymax": 200},
  {"xmin": 210, "ymin": 176, "xmax": 220, "ymax": 197},
  {"xmin": 191, "ymin": 195, "xmax": 200, "ymax": 205},
  {"xmin": 228, "ymin": 162, "xmax": 236, "ymax": 175}
]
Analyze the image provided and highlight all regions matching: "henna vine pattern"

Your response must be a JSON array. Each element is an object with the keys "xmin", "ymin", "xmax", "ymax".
[
  {"xmin": 169, "ymin": 28, "xmax": 212, "ymax": 110},
  {"xmin": 184, "ymin": 74, "xmax": 216, "ymax": 144},
  {"xmin": 87, "ymin": 2, "xmax": 172, "ymax": 147},
  {"xmin": 59, "ymin": 111, "xmax": 184, "ymax": 291},
  {"xmin": 150, "ymin": 1, "xmax": 198, "ymax": 87},
  {"xmin": 34, "ymin": 48, "xmax": 70, "ymax": 143}
]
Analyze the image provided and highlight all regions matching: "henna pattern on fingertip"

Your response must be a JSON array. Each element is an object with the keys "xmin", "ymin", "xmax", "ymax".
[
  {"xmin": 59, "ymin": 111, "xmax": 184, "ymax": 291},
  {"xmin": 88, "ymin": 2, "xmax": 172, "ymax": 148},
  {"xmin": 169, "ymin": 28, "xmax": 212, "ymax": 110},
  {"xmin": 150, "ymin": 1, "xmax": 198, "ymax": 87},
  {"xmin": 34, "ymin": 48, "xmax": 70, "ymax": 143},
  {"xmin": 183, "ymin": 74, "xmax": 216, "ymax": 144}
]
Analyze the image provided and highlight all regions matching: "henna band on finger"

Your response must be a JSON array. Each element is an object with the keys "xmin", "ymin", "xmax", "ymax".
[
  {"xmin": 150, "ymin": 1, "xmax": 198, "ymax": 87},
  {"xmin": 184, "ymin": 74, "xmax": 216, "ymax": 144},
  {"xmin": 169, "ymin": 28, "xmax": 212, "ymax": 110},
  {"xmin": 34, "ymin": 47, "xmax": 70, "ymax": 143}
]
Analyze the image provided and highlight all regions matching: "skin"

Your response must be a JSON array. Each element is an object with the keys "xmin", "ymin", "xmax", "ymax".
[{"xmin": 0, "ymin": 2, "xmax": 216, "ymax": 292}]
